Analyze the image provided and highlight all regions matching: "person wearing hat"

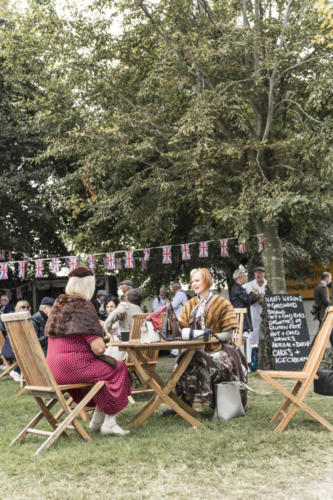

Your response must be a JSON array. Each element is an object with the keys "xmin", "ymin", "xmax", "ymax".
[
  {"xmin": 45, "ymin": 267, "xmax": 131, "ymax": 436},
  {"xmin": 244, "ymin": 267, "xmax": 267, "ymax": 371},
  {"xmin": 91, "ymin": 289, "xmax": 108, "ymax": 318},
  {"xmin": 119, "ymin": 280, "xmax": 133, "ymax": 299},
  {"xmin": 31, "ymin": 296, "xmax": 55, "ymax": 355}
]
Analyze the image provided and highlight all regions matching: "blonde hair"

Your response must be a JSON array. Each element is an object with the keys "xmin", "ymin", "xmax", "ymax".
[
  {"xmin": 65, "ymin": 275, "xmax": 95, "ymax": 300},
  {"xmin": 15, "ymin": 300, "xmax": 30, "ymax": 312},
  {"xmin": 190, "ymin": 268, "xmax": 213, "ymax": 289}
]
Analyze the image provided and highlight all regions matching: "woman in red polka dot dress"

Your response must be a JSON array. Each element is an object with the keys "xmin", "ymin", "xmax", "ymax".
[{"xmin": 46, "ymin": 267, "xmax": 131, "ymax": 435}]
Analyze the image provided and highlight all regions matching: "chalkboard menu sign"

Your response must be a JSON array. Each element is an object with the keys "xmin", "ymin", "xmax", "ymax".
[{"xmin": 265, "ymin": 294, "xmax": 311, "ymax": 370}]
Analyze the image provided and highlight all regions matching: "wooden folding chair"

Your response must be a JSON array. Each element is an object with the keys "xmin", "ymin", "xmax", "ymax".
[
  {"xmin": 1, "ymin": 311, "xmax": 104, "ymax": 455},
  {"xmin": 0, "ymin": 329, "xmax": 19, "ymax": 379},
  {"xmin": 232, "ymin": 308, "xmax": 247, "ymax": 349},
  {"xmin": 126, "ymin": 313, "xmax": 165, "ymax": 396},
  {"xmin": 257, "ymin": 306, "xmax": 333, "ymax": 432}
]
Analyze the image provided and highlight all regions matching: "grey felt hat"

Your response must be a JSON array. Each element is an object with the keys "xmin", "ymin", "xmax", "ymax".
[
  {"xmin": 96, "ymin": 289, "xmax": 108, "ymax": 297},
  {"xmin": 119, "ymin": 280, "xmax": 133, "ymax": 287}
]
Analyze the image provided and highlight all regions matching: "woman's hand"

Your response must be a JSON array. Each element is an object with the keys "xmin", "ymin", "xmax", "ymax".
[{"xmin": 90, "ymin": 337, "xmax": 106, "ymax": 357}]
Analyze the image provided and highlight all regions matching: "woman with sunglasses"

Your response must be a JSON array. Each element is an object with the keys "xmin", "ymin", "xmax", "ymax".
[{"xmin": 0, "ymin": 300, "xmax": 31, "ymax": 381}]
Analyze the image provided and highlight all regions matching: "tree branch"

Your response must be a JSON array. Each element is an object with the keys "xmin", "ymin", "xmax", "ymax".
[{"xmin": 276, "ymin": 99, "xmax": 322, "ymax": 124}]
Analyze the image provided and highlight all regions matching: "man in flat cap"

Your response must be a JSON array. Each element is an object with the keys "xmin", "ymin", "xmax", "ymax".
[
  {"xmin": 119, "ymin": 280, "xmax": 133, "ymax": 300},
  {"xmin": 245, "ymin": 267, "xmax": 267, "ymax": 371},
  {"xmin": 32, "ymin": 296, "xmax": 55, "ymax": 355}
]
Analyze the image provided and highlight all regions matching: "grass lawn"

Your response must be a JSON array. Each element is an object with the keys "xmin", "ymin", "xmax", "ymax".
[{"xmin": 1, "ymin": 357, "xmax": 333, "ymax": 500}]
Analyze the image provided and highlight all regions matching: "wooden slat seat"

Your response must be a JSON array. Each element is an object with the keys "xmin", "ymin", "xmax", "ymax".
[
  {"xmin": 1, "ymin": 311, "xmax": 104, "ymax": 455},
  {"xmin": 257, "ymin": 306, "xmax": 333, "ymax": 432},
  {"xmin": 231, "ymin": 308, "xmax": 247, "ymax": 349},
  {"xmin": 126, "ymin": 313, "xmax": 165, "ymax": 396}
]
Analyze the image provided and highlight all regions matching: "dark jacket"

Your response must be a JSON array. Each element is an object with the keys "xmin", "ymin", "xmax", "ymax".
[
  {"xmin": 230, "ymin": 282, "xmax": 258, "ymax": 332},
  {"xmin": 314, "ymin": 282, "xmax": 330, "ymax": 321},
  {"xmin": 31, "ymin": 310, "xmax": 49, "ymax": 350}
]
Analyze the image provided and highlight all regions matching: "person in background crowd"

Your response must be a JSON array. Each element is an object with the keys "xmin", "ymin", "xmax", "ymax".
[
  {"xmin": 31, "ymin": 296, "xmax": 55, "ymax": 356},
  {"xmin": 91, "ymin": 289, "xmax": 108, "ymax": 318},
  {"xmin": 312, "ymin": 271, "xmax": 333, "ymax": 346},
  {"xmin": 119, "ymin": 280, "xmax": 133, "ymax": 300},
  {"xmin": 231, "ymin": 269, "xmax": 260, "ymax": 362},
  {"xmin": 152, "ymin": 286, "xmax": 170, "ymax": 312},
  {"xmin": 163, "ymin": 268, "xmax": 247, "ymax": 415},
  {"xmin": 244, "ymin": 267, "xmax": 267, "ymax": 371},
  {"xmin": 104, "ymin": 288, "xmax": 143, "ymax": 341},
  {"xmin": 46, "ymin": 267, "xmax": 131, "ymax": 436},
  {"xmin": 0, "ymin": 293, "xmax": 14, "ymax": 314},
  {"xmin": 169, "ymin": 282, "xmax": 189, "ymax": 357},
  {"xmin": 100, "ymin": 295, "xmax": 120, "ymax": 337},
  {"xmin": 1, "ymin": 299, "xmax": 31, "ymax": 381}
]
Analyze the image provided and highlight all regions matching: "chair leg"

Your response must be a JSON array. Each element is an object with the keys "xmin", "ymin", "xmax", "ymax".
[
  {"xmin": 10, "ymin": 399, "xmax": 58, "ymax": 445},
  {"xmin": 270, "ymin": 381, "xmax": 302, "ymax": 424},
  {"xmin": 34, "ymin": 381, "xmax": 104, "ymax": 455}
]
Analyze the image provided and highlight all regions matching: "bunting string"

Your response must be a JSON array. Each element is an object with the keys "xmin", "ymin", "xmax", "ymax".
[{"xmin": 0, "ymin": 233, "xmax": 264, "ymax": 281}]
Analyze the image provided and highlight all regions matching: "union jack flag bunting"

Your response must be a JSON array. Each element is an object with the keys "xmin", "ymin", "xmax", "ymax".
[
  {"xmin": 87, "ymin": 254, "xmax": 96, "ymax": 270},
  {"xmin": 50, "ymin": 257, "xmax": 60, "ymax": 273},
  {"xmin": 0, "ymin": 263, "xmax": 8, "ymax": 280},
  {"xmin": 18, "ymin": 261, "xmax": 26, "ymax": 279},
  {"xmin": 124, "ymin": 250, "xmax": 135, "ymax": 269},
  {"xmin": 0, "ymin": 250, "xmax": 5, "ymax": 260},
  {"xmin": 35, "ymin": 259, "xmax": 43, "ymax": 278},
  {"xmin": 198, "ymin": 241, "xmax": 209, "ymax": 258},
  {"xmin": 238, "ymin": 239, "xmax": 246, "ymax": 255},
  {"xmin": 67, "ymin": 257, "xmax": 79, "ymax": 272},
  {"xmin": 105, "ymin": 252, "xmax": 116, "ymax": 270},
  {"xmin": 220, "ymin": 239, "xmax": 229, "ymax": 258},
  {"xmin": 16, "ymin": 287, "xmax": 23, "ymax": 299},
  {"xmin": 116, "ymin": 258, "xmax": 122, "ymax": 270},
  {"xmin": 162, "ymin": 246, "xmax": 172, "ymax": 264},
  {"xmin": 181, "ymin": 243, "xmax": 191, "ymax": 261},
  {"xmin": 141, "ymin": 258, "xmax": 147, "ymax": 270},
  {"xmin": 257, "ymin": 233, "xmax": 264, "ymax": 253},
  {"xmin": 143, "ymin": 248, "xmax": 151, "ymax": 262}
]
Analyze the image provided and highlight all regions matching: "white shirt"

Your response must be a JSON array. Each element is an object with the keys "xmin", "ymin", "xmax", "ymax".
[{"xmin": 244, "ymin": 279, "xmax": 267, "ymax": 346}]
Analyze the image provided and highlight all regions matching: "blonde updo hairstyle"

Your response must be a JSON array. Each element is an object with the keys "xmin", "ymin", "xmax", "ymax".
[
  {"xmin": 190, "ymin": 268, "xmax": 213, "ymax": 290},
  {"xmin": 65, "ymin": 267, "xmax": 96, "ymax": 301}
]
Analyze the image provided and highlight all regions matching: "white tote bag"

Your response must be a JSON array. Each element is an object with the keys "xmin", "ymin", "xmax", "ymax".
[
  {"xmin": 104, "ymin": 345, "xmax": 126, "ymax": 362},
  {"xmin": 140, "ymin": 320, "xmax": 160, "ymax": 343},
  {"xmin": 214, "ymin": 382, "xmax": 245, "ymax": 420}
]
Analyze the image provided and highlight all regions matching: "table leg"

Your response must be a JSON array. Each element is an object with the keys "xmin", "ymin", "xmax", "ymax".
[{"xmin": 128, "ymin": 349, "xmax": 205, "ymax": 429}]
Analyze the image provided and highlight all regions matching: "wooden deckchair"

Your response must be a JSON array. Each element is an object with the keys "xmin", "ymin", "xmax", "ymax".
[
  {"xmin": 0, "ymin": 329, "xmax": 19, "ymax": 379},
  {"xmin": 1, "ymin": 311, "xmax": 104, "ymax": 455},
  {"xmin": 126, "ymin": 313, "xmax": 166, "ymax": 396},
  {"xmin": 257, "ymin": 306, "xmax": 333, "ymax": 432},
  {"xmin": 232, "ymin": 308, "xmax": 247, "ymax": 349}
]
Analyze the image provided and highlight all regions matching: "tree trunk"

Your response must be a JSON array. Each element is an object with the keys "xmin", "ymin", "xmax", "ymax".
[{"xmin": 256, "ymin": 221, "xmax": 287, "ymax": 294}]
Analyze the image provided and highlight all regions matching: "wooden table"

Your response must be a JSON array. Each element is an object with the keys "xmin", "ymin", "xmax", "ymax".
[{"xmin": 114, "ymin": 339, "xmax": 220, "ymax": 430}]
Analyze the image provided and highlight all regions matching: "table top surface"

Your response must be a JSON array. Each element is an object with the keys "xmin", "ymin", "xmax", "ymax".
[{"xmin": 110, "ymin": 338, "xmax": 220, "ymax": 350}]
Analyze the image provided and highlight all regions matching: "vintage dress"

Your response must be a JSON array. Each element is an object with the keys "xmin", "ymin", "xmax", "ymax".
[
  {"xmin": 46, "ymin": 294, "xmax": 131, "ymax": 415},
  {"xmin": 176, "ymin": 295, "xmax": 248, "ymax": 408}
]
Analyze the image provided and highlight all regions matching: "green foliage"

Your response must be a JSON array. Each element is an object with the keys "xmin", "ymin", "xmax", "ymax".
[{"xmin": 2, "ymin": 0, "xmax": 333, "ymax": 292}]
